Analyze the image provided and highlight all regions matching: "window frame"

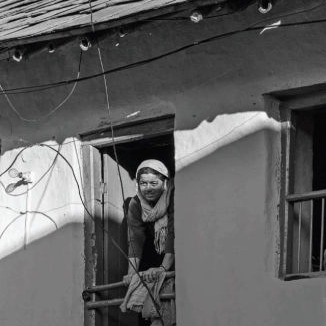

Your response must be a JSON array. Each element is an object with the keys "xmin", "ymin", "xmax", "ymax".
[{"xmin": 267, "ymin": 84, "xmax": 326, "ymax": 281}]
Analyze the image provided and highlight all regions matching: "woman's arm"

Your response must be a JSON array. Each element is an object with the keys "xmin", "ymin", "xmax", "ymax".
[
  {"xmin": 123, "ymin": 198, "xmax": 145, "ymax": 284},
  {"xmin": 160, "ymin": 253, "xmax": 174, "ymax": 271},
  {"xmin": 143, "ymin": 253, "xmax": 175, "ymax": 282},
  {"xmin": 127, "ymin": 257, "xmax": 140, "ymax": 275}
]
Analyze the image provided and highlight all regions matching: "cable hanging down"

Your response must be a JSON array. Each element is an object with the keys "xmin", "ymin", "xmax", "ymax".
[
  {"xmin": 91, "ymin": 16, "xmax": 165, "ymax": 326},
  {"xmin": 87, "ymin": 1, "xmax": 165, "ymax": 323},
  {"xmin": 0, "ymin": 51, "xmax": 83, "ymax": 122}
]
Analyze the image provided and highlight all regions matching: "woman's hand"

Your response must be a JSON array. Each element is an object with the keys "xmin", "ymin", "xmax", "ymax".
[
  {"xmin": 124, "ymin": 257, "xmax": 140, "ymax": 285},
  {"xmin": 143, "ymin": 267, "xmax": 165, "ymax": 282},
  {"xmin": 122, "ymin": 274, "xmax": 134, "ymax": 286}
]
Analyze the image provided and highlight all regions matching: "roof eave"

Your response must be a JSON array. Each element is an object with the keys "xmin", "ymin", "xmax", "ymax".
[{"xmin": 0, "ymin": 0, "xmax": 228, "ymax": 48}]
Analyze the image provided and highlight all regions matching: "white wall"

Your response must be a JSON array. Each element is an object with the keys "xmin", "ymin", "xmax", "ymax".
[{"xmin": 0, "ymin": 138, "xmax": 84, "ymax": 326}]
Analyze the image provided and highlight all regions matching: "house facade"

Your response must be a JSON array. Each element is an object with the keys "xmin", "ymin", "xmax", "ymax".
[{"xmin": 1, "ymin": 0, "xmax": 326, "ymax": 325}]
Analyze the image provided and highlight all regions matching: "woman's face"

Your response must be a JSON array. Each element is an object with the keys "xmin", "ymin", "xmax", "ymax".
[{"xmin": 138, "ymin": 173, "xmax": 165, "ymax": 203}]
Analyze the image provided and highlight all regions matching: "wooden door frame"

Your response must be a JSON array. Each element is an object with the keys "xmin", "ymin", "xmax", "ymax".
[{"xmin": 82, "ymin": 113, "xmax": 175, "ymax": 326}]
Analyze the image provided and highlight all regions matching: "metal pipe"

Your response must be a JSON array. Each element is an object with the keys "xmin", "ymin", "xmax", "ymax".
[
  {"xmin": 309, "ymin": 199, "xmax": 314, "ymax": 272},
  {"xmin": 297, "ymin": 202, "xmax": 302, "ymax": 273},
  {"xmin": 85, "ymin": 271, "xmax": 175, "ymax": 293},
  {"xmin": 86, "ymin": 293, "xmax": 175, "ymax": 310},
  {"xmin": 320, "ymin": 198, "xmax": 325, "ymax": 271}
]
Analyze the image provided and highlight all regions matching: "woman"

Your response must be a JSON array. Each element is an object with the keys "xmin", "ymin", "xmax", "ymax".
[{"xmin": 124, "ymin": 159, "xmax": 175, "ymax": 283}]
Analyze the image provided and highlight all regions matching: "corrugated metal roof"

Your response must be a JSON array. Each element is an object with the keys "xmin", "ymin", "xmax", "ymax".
[{"xmin": 0, "ymin": 0, "xmax": 189, "ymax": 44}]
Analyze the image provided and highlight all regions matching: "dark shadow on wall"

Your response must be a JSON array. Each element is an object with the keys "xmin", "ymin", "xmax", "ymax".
[{"xmin": 0, "ymin": 222, "xmax": 84, "ymax": 326}]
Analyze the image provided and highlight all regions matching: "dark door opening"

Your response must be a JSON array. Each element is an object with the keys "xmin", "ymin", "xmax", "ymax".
[{"xmin": 99, "ymin": 133, "xmax": 175, "ymax": 326}]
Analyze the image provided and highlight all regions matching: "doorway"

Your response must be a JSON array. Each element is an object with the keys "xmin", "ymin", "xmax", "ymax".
[{"xmin": 97, "ymin": 125, "xmax": 175, "ymax": 326}]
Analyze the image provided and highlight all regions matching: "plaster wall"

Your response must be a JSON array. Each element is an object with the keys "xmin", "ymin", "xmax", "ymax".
[
  {"xmin": 1, "ymin": 0, "xmax": 326, "ymax": 325},
  {"xmin": 0, "ymin": 139, "xmax": 84, "ymax": 326},
  {"xmin": 175, "ymin": 129, "xmax": 326, "ymax": 326}
]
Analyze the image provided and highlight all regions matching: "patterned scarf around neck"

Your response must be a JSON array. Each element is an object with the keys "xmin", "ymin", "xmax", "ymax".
[{"xmin": 137, "ymin": 180, "xmax": 173, "ymax": 254}]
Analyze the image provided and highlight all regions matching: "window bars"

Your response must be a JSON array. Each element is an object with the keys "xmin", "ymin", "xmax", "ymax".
[{"xmin": 286, "ymin": 189, "xmax": 326, "ymax": 275}]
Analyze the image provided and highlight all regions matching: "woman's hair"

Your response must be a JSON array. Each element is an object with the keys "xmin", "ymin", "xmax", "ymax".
[{"xmin": 136, "ymin": 167, "xmax": 167, "ymax": 183}]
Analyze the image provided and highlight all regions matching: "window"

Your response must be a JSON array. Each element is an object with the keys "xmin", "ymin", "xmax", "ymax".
[
  {"xmin": 81, "ymin": 114, "xmax": 176, "ymax": 326},
  {"xmin": 274, "ymin": 86, "xmax": 326, "ymax": 280}
]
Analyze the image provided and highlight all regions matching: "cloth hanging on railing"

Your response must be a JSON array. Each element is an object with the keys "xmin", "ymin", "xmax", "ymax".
[
  {"xmin": 120, "ymin": 271, "xmax": 165, "ymax": 314},
  {"xmin": 120, "ymin": 271, "xmax": 176, "ymax": 325}
]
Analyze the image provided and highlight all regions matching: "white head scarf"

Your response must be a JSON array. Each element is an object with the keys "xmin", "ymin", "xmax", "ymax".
[{"xmin": 136, "ymin": 159, "xmax": 169, "ymax": 179}]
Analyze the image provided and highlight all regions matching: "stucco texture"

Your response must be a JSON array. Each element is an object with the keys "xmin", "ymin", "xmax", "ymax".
[
  {"xmin": 1, "ymin": 0, "xmax": 326, "ymax": 325},
  {"xmin": 175, "ymin": 129, "xmax": 326, "ymax": 326},
  {"xmin": 0, "ymin": 139, "xmax": 84, "ymax": 326}
]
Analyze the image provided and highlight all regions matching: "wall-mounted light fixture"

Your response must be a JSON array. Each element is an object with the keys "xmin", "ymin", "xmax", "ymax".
[
  {"xmin": 47, "ymin": 42, "xmax": 56, "ymax": 54},
  {"xmin": 12, "ymin": 48, "xmax": 25, "ymax": 62},
  {"xmin": 79, "ymin": 37, "xmax": 92, "ymax": 51},
  {"xmin": 258, "ymin": 0, "xmax": 272, "ymax": 14},
  {"xmin": 119, "ymin": 28, "xmax": 127, "ymax": 38},
  {"xmin": 190, "ymin": 10, "xmax": 203, "ymax": 23}
]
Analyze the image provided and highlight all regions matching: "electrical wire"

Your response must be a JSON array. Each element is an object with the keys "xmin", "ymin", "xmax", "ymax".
[
  {"xmin": 88, "ymin": 0, "xmax": 96, "ymax": 33},
  {"xmin": 97, "ymin": 52, "xmax": 165, "ymax": 325},
  {"xmin": 0, "ymin": 210, "xmax": 58, "ymax": 240},
  {"xmin": 0, "ymin": 146, "xmax": 31, "ymax": 177},
  {"xmin": 146, "ymin": 0, "xmax": 326, "ymax": 22},
  {"xmin": 177, "ymin": 112, "xmax": 261, "ymax": 162},
  {"xmin": 73, "ymin": 138, "xmax": 84, "ymax": 190},
  {"xmin": 96, "ymin": 46, "xmax": 127, "ymax": 208},
  {"xmin": 0, "ymin": 1, "xmax": 326, "ymax": 96},
  {"xmin": 0, "ymin": 51, "xmax": 83, "ymax": 122},
  {"xmin": 24, "ymin": 184, "xmax": 29, "ymax": 249},
  {"xmin": 0, "ymin": 205, "xmax": 21, "ymax": 214},
  {"xmin": 0, "ymin": 213, "xmax": 25, "ymax": 240},
  {"xmin": 251, "ymin": 0, "xmax": 326, "ymax": 27},
  {"xmin": 26, "ymin": 210, "xmax": 58, "ymax": 229},
  {"xmin": 143, "ymin": 9, "xmax": 235, "ymax": 21},
  {"xmin": 141, "ymin": 0, "xmax": 263, "ymax": 21}
]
